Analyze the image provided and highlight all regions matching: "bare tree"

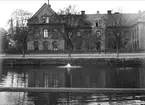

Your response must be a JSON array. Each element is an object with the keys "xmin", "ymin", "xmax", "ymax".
[
  {"xmin": 103, "ymin": 11, "xmax": 129, "ymax": 57},
  {"xmin": 11, "ymin": 9, "xmax": 32, "ymax": 27},
  {"xmin": 57, "ymin": 5, "xmax": 91, "ymax": 57},
  {"xmin": 0, "ymin": 28, "xmax": 9, "ymax": 53},
  {"xmin": 8, "ymin": 9, "xmax": 32, "ymax": 56}
]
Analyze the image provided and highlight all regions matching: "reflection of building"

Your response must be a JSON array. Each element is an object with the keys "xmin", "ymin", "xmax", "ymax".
[
  {"xmin": 27, "ymin": 63, "xmax": 140, "ymax": 88},
  {"xmin": 28, "ymin": 67, "xmax": 66, "ymax": 87}
]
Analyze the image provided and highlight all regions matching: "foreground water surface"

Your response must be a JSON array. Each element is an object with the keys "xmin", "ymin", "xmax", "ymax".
[{"xmin": 1, "ymin": 58, "xmax": 145, "ymax": 104}]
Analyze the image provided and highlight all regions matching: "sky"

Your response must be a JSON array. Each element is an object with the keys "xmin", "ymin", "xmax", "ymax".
[{"xmin": 1, "ymin": 0, "xmax": 145, "ymax": 29}]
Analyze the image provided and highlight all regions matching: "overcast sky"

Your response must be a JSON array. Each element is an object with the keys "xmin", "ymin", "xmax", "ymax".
[{"xmin": 1, "ymin": 0, "xmax": 145, "ymax": 29}]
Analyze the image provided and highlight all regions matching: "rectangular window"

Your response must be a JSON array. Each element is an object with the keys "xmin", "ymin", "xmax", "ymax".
[
  {"xmin": 77, "ymin": 32, "xmax": 81, "ymax": 36},
  {"xmin": 44, "ymin": 29, "xmax": 48, "ymax": 37},
  {"xmin": 46, "ymin": 17, "xmax": 49, "ymax": 23},
  {"xmin": 96, "ymin": 20, "xmax": 101, "ymax": 27},
  {"xmin": 96, "ymin": 22, "xmax": 98, "ymax": 27}
]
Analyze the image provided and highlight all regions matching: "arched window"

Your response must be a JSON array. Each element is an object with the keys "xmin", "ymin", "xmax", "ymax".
[
  {"xmin": 52, "ymin": 41, "xmax": 58, "ymax": 50},
  {"xmin": 35, "ymin": 29, "xmax": 39, "ymax": 38},
  {"xmin": 46, "ymin": 17, "xmax": 49, "ymax": 23},
  {"xmin": 43, "ymin": 41, "xmax": 49, "ymax": 50},
  {"xmin": 68, "ymin": 32, "xmax": 72, "ymax": 39},
  {"xmin": 33, "ymin": 41, "xmax": 39, "ymax": 50},
  {"xmin": 44, "ymin": 29, "xmax": 48, "ymax": 37},
  {"xmin": 96, "ymin": 22, "xmax": 98, "ymax": 27}
]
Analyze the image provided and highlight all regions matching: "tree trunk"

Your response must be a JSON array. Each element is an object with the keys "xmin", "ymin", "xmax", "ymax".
[
  {"xmin": 22, "ymin": 48, "xmax": 25, "ymax": 57},
  {"xmin": 117, "ymin": 43, "xmax": 119, "ymax": 57},
  {"xmin": 22, "ymin": 42, "xmax": 25, "ymax": 57},
  {"xmin": 68, "ymin": 49, "xmax": 71, "ymax": 58}
]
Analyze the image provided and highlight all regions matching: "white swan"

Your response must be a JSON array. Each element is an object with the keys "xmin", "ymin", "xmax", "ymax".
[{"xmin": 57, "ymin": 63, "xmax": 82, "ymax": 69}]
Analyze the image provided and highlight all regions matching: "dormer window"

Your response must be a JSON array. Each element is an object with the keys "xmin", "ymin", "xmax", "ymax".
[{"xmin": 44, "ymin": 29, "xmax": 48, "ymax": 37}]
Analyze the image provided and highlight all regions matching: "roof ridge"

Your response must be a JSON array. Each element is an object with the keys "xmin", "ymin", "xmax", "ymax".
[
  {"xmin": 31, "ymin": 3, "xmax": 47, "ymax": 18},
  {"xmin": 31, "ymin": 3, "xmax": 56, "ymax": 19}
]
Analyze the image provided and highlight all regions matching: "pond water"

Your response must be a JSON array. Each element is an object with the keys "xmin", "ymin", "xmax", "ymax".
[{"xmin": 1, "ymin": 59, "xmax": 145, "ymax": 105}]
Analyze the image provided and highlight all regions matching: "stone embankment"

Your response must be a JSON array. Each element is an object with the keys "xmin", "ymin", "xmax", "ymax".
[
  {"xmin": 0, "ymin": 53, "xmax": 144, "ymax": 66},
  {"xmin": 2, "ymin": 57, "xmax": 143, "ymax": 67}
]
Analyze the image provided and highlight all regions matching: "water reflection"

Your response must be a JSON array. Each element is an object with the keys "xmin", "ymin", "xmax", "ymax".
[
  {"xmin": 0, "ymin": 60, "xmax": 145, "ymax": 104},
  {"xmin": 0, "ymin": 63, "xmax": 141, "ymax": 88}
]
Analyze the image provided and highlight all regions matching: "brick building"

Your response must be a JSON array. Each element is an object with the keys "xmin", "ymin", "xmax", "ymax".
[
  {"xmin": 27, "ymin": 2, "xmax": 145, "ymax": 52},
  {"xmin": 27, "ymin": 2, "xmax": 104, "ymax": 52},
  {"xmin": 27, "ymin": 3, "xmax": 65, "ymax": 51},
  {"xmin": 104, "ymin": 11, "xmax": 145, "ymax": 52}
]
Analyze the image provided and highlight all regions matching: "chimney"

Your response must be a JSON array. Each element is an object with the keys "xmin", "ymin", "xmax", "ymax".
[
  {"xmin": 138, "ymin": 10, "xmax": 141, "ymax": 13},
  {"xmin": 107, "ymin": 10, "xmax": 112, "ymax": 14},
  {"xmin": 97, "ymin": 11, "xmax": 99, "ymax": 14},
  {"xmin": 114, "ymin": 12, "xmax": 119, "ymax": 14},
  {"xmin": 81, "ymin": 11, "xmax": 85, "ymax": 15},
  {"xmin": 48, "ymin": 0, "xmax": 51, "ymax": 7}
]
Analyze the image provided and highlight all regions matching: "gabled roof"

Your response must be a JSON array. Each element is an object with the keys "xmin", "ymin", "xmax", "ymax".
[{"xmin": 31, "ymin": 3, "xmax": 56, "ymax": 18}]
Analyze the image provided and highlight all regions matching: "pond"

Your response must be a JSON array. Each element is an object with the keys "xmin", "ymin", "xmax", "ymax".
[{"xmin": 0, "ymin": 58, "xmax": 145, "ymax": 105}]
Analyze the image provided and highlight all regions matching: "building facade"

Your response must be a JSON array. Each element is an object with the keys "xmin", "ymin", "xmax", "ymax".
[
  {"xmin": 27, "ymin": 2, "xmax": 145, "ymax": 52},
  {"xmin": 27, "ymin": 3, "xmax": 65, "ymax": 51}
]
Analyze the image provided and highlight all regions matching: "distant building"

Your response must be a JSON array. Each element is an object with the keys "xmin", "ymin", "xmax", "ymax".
[
  {"xmin": 104, "ymin": 10, "xmax": 145, "ymax": 52},
  {"xmin": 27, "ymin": 2, "xmax": 145, "ymax": 52}
]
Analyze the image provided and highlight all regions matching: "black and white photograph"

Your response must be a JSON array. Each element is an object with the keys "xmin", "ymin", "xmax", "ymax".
[{"xmin": 1, "ymin": 0, "xmax": 145, "ymax": 104}]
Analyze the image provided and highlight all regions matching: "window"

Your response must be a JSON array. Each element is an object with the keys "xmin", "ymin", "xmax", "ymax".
[
  {"xmin": 33, "ymin": 41, "xmax": 39, "ymax": 50},
  {"xmin": 42, "ymin": 14, "xmax": 49, "ymax": 23},
  {"xmin": 95, "ymin": 20, "xmax": 100, "ymax": 27},
  {"xmin": 68, "ymin": 32, "xmax": 72, "ymax": 39},
  {"xmin": 52, "ymin": 41, "xmax": 58, "ymax": 50},
  {"xmin": 96, "ymin": 31, "xmax": 101, "ymax": 36},
  {"xmin": 35, "ymin": 29, "xmax": 39, "ymax": 38},
  {"xmin": 77, "ymin": 32, "xmax": 81, "ymax": 36},
  {"xmin": 44, "ymin": 29, "xmax": 48, "ymax": 37},
  {"xmin": 96, "ymin": 22, "xmax": 98, "ymax": 27},
  {"xmin": 52, "ymin": 28, "xmax": 57, "ymax": 32},
  {"xmin": 46, "ymin": 17, "xmax": 49, "ymax": 23},
  {"xmin": 43, "ymin": 41, "xmax": 49, "ymax": 50}
]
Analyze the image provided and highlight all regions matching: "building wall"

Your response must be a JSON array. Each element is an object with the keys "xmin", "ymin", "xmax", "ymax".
[
  {"xmin": 127, "ymin": 22, "xmax": 145, "ymax": 51},
  {"xmin": 27, "ymin": 3, "xmax": 145, "ymax": 52},
  {"xmin": 27, "ymin": 24, "xmax": 65, "ymax": 51},
  {"xmin": 139, "ymin": 23, "xmax": 145, "ymax": 50},
  {"xmin": 27, "ymin": 39, "xmax": 64, "ymax": 51},
  {"xmin": 127, "ymin": 24, "xmax": 140, "ymax": 50},
  {"xmin": 28, "ymin": 68, "xmax": 66, "ymax": 87}
]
